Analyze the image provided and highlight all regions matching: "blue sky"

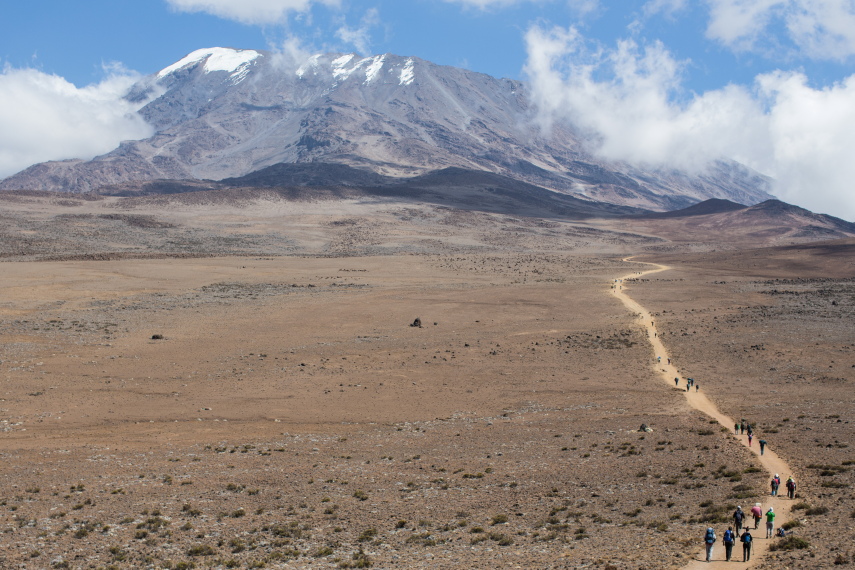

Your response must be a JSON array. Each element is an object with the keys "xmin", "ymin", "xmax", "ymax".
[{"xmin": 2, "ymin": 0, "xmax": 855, "ymax": 219}]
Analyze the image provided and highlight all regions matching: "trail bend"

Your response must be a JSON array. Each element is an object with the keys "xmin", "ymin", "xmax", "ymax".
[{"xmin": 613, "ymin": 258, "xmax": 797, "ymax": 568}]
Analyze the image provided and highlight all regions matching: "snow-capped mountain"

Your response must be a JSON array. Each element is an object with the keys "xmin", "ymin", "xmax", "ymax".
[{"xmin": 0, "ymin": 48, "xmax": 773, "ymax": 210}]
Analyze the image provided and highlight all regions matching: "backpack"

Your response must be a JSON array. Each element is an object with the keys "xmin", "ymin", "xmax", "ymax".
[
  {"xmin": 705, "ymin": 529, "xmax": 715, "ymax": 543},
  {"xmin": 741, "ymin": 533, "xmax": 752, "ymax": 544},
  {"xmin": 724, "ymin": 530, "xmax": 734, "ymax": 544},
  {"xmin": 734, "ymin": 510, "xmax": 744, "ymax": 522}
]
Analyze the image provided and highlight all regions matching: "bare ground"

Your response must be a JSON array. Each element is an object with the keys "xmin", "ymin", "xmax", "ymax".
[{"xmin": 0, "ymin": 191, "xmax": 852, "ymax": 569}]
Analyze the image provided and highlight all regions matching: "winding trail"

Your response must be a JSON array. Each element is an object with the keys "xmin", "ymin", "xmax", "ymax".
[{"xmin": 613, "ymin": 259, "xmax": 798, "ymax": 568}]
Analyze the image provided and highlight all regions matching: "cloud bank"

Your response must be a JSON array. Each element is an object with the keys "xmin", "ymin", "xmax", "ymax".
[
  {"xmin": 524, "ymin": 25, "xmax": 855, "ymax": 220},
  {"xmin": 335, "ymin": 8, "xmax": 381, "ymax": 56},
  {"xmin": 166, "ymin": 0, "xmax": 340, "ymax": 25},
  {"xmin": 706, "ymin": 0, "xmax": 855, "ymax": 59},
  {"xmin": 0, "ymin": 65, "xmax": 154, "ymax": 179}
]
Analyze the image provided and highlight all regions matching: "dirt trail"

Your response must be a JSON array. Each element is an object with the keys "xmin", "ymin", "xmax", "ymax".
[{"xmin": 613, "ymin": 259, "xmax": 798, "ymax": 568}]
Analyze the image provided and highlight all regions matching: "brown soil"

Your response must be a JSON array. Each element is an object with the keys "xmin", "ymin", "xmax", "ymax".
[{"xmin": 0, "ymin": 191, "xmax": 852, "ymax": 569}]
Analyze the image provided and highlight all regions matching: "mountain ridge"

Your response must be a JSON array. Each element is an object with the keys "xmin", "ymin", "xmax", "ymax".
[{"xmin": 0, "ymin": 47, "xmax": 774, "ymax": 212}]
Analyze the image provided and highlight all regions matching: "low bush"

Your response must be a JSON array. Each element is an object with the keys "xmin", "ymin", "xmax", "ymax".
[{"xmin": 769, "ymin": 536, "xmax": 810, "ymax": 551}]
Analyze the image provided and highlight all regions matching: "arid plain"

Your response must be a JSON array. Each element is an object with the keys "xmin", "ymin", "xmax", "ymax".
[{"xmin": 1, "ymin": 190, "xmax": 853, "ymax": 569}]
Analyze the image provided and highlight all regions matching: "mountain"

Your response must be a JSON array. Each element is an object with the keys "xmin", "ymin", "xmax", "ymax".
[
  {"xmin": 636, "ymin": 198, "xmax": 749, "ymax": 218},
  {"xmin": 623, "ymin": 199, "xmax": 855, "ymax": 246},
  {"xmin": 100, "ymin": 163, "xmax": 644, "ymax": 219},
  {"xmin": 0, "ymin": 48, "xmax": 774, "ymax": 211}
]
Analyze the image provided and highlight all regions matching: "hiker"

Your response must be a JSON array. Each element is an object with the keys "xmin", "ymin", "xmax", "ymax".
[
  {"xmin": 734, "ymin": 422, "xmax": 739, "ymax": 435},
  {"xmin": 771, "ymin": 474, "xmax": 780, "ymax": 496},
  {"xmin": 741, "ymin": 528, "xmax": 753, "ymax": 561},
  {"xmin": 786, "ymin": 476, "xmax": 796, "ymax": 499},
  {"xmin": 723, "ymin": 526, "xmax": 736, "ymax": 562},
  {"xmin": 748, "ymin": 433, "xmax": 753, "ymax": 446},
  {"xmin": 746, "ymin": 424, "xmax": 753, "ymax": 436},
  {"xmin": 740, "ymin": 423, "xmax": 744, "ymax": 435},
  {"xmin": 704, "ymin": 527, "xmax": 716, "ymax": 562},
  {"xmin": 765, "ymin": 507, "xmax": 776, "ymax": 538},
  {"xmin": 695, "ymin": 382, "xmax": 699, "ymax": 392},
  {"xmin": 657, "ymin": 356, "xmax": 661, "ymax": 363},
  {"xmin": 733, "ymin": 506, "xmax": 745, "ymax": 534},
  {"xmin": 751, "ymin": 503, "xmax": 762, "ymax": 529},
  {"xmin": 759, "ymin": 439, "xmax": 767, "ymax": 455},
  {"xmin": 776, "ymin": 527, "xmax": 788, "ymax": 538},
  {"xmin": 667, "ymin": 358, "xmax": 671, "ymax": 365}
]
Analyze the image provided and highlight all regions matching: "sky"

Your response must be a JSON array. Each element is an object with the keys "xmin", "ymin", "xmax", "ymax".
[{"xmin": 2, "ymin": 0, "xmax": 855, "ymax": 220}]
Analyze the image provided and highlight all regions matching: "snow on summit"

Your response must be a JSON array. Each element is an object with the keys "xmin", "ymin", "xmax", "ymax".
[
  {"xmin": 400, "ymin": 59, "xmax": 415, "ymax": 86},
  {"xmin": 158, "ymin": 48, "xmax": 261, "ymax": 80},
  {"xmin": 363, "ymin": 55, "xmax": 385, "ymax": 84}
]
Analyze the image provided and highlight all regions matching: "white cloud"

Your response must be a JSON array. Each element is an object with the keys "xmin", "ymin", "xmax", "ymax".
[
  {"xmin": 442, "ymin": 0, "xmax": 598, "ymax": 12},
  {"xmin": 166, "ymin": 0, "xmax": 340, "ymax": 25},
  {"xmin": 0, "ymin": 65, "xmax": 154, "ymax": 179},
  {"xmin": 524, "ymin": 25, "xmax": 855, "ymax": 220},
  {"xmin": 335, "ymin": 8, "xmax": 381, "ymax": 55},
  {"xmin": 757, "ymin": 71, "xmax": 855, "ymax": 219},
  {"xmin": 442, "ymin": 0, "xmax": 551, "ymax": 9},
  {"xmin": 642, "ymin": 0, "xmax": 688, "ymax": 17},
  {"xmin": 706, "ymin": 0, "xmax": 855, "ymax": 59},
  {"xmin": 268, "ymin": 36, "xmax": 316, "ymax": 71}
]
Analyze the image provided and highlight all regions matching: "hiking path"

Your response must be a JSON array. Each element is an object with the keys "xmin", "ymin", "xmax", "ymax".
[{"xmin": 613, "ymin": 259, "xmax": 798, "ymax": 568}]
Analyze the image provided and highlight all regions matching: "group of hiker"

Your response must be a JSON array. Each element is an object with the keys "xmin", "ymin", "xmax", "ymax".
[
  {"xmin": 673, "ymin": 376, "xmax": 699, "ymax": 392},
  {"xmin": 770, "ymin": 473, "xmax": 797, "ymax": 498},
  {"xmin": 705, "ymin": 502, "xmax": 788, "ymax": 562},
  {"xmin": 734, "ymin": 419, "xmax": 769, "ymax": 454},
  {"xmin": 704, "ymin": 525, "xmax": 755, "ymax": 562}
]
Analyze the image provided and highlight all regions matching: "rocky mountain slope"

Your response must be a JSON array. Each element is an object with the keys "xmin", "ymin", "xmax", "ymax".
[
  {"xmin": 0, "ymin": 48, "xmax": 773, "ymax": 211},
  {"xmin": 626, "ymin": 199, "xmax": 855, "ymax": 245}
]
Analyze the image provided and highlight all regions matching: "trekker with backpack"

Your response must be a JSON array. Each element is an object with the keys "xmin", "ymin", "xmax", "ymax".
[
  {"xmin": 723, "ymin": 526, "xmax": 736, "ymax": 561},
  {"xmin": 741, "ymin": 528, "xmax": 753, "ymax": 561},
  {"xmin": 704, "ymin": 527, "xmax": 716, "ymax": 562},
  {"xmin": 771, "ymin": 474, "xmax": 780, "ymax": 496},
  {"xmin": 786, "ymin": 476, "xmax": 796, "ymax": 499},
  {"xmin": 751, "ymin": 503, "xmax": 763, "ymax": 529},
  {"xmin": 765, "ymin": 507, "xmax": 776, "ymax": 538},
  {"xmin": 733, "ymin": 506, "xmax": 745, "ymax": 534}
]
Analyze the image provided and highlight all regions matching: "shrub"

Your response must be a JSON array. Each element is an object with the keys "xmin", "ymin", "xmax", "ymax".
[
  {"xmin": 358, "ymin": 528, "xmax": 377, "ymax": 542},
  {"xmin": 805, "ymin": 506, "xmax": 829, "ymax": 516},
  {"xmin": 339, "ymin": 549, "xmax": 373, "ymax": 568},
  {"xmin": 187, "ymin": 544, "xmax": 216, "ymax": 556},
  {"xmin": 769, "ymin": 536, "xmax": 810, "ymax": 551},
  {"xmin": 489, "ymin": 532, "xmax": 513, "ymax": 545},
  {"xmin": 491, "ymin": 514, "xmax": 508, "ymax": 525},
  {"xmin": 782, "ymin": 520, "xmax": 802, "ymax": 531}
]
